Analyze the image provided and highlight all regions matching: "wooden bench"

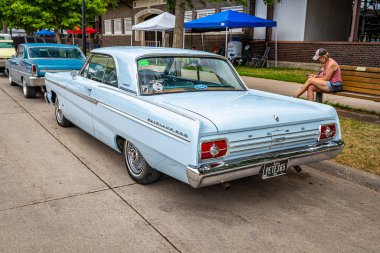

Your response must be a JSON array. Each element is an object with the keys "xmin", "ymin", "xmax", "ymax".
[{"xmin": 315, "ymin": 65, "xmax": 380, "ymax": 103}]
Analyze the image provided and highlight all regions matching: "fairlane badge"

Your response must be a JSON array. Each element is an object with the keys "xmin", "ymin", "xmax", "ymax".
[{"xmin": 148, "ymin": 118, "xmax": 189, "ymax": 138}]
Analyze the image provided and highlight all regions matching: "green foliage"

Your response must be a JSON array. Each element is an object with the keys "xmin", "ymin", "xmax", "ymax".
[
  {"xmin": 167, "ymin": 0, "xmax": 247, "ymax": 13},
  {"xmin": 0, "ymin": 0, "xmax": 116, "ymax": 33},
  {"xmin": 262, "ymin": 0, "xmax": 282, "ymax": 6}
]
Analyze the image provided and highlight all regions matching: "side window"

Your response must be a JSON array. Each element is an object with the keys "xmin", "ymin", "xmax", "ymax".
[
  {"xmin": 81, "ymin": 54, "xmax": 108, "ymax": 83},
  {"xmin": 17, "ymin": 46, "xmax": 24, "ymax": 58},
  {"xmin": 103, "ymin": 57, "xmax": 118, "ymax": 87}
]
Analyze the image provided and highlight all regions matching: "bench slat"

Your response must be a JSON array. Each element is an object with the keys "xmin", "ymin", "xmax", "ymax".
[
  {"xmin": 342, "ymin": 86, "xmax": 380, "ymax": 96},
  {"xmin": 337, "ymin": 92, "xmax": 380, "ymax": 102},
  {"xmin": 342, "ymin": 70, "xmax": 380, "ymax": 79},
  {"xmin": 340, "ymin": 65, "xmax": 380, "ymax": 73},
  {"xmin": 342, "ymin": 81, "xmax": 380, "ymax": 91},
  {"xmin": 342, "ymin": 76, "xmax": 380, "ymax": 85}
]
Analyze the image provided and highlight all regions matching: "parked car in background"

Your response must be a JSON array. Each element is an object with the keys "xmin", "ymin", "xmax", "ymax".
[
  {"xmin": 44, "ymin": 47, "xmax": 344, "ymax": 188},
  {"xmin": 0, "ymin": 40, "xmax": 16, "ymax": 73},
  {"xmin": 5, "ymin": 43, "xmax": 85, "ymax": 98},
  {"xmin": 0, "ymin": 33, "xmax": 12, "ymax": 40}
]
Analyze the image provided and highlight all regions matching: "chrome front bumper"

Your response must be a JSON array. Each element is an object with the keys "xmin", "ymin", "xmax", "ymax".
[
  {"xmin": 29, "ymin": 77, "xmax": 45, "ymax": 87},
  {"xmin": 186, "ymin": 140, "xmax": 344, "ymax": 188}
]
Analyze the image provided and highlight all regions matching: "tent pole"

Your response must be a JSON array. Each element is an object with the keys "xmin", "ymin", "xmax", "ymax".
[
  {"xmin": 183, "ymin": 28, "xmax": 185, "ymax": 49},
  {"xmin": 201, "ymin": 33, "xmax": 204, "ymax": 51},
  {"xmin": 72, "ymin": 33, "xmax": 74, "ymax": 45},
  {"xmin": 275, "ymin": 27, "xmax": 277, "ymax": 67},
  {"xmin": 225, "ymin": 27, "xmax": 228, "ymax": 58},
  {"xmin": 163, "ymin": 31, "xmax": 165, "ymax": 47},
  {"xmin": 155, "ymin": 30, "xmax": 157, "ymax": 47}
]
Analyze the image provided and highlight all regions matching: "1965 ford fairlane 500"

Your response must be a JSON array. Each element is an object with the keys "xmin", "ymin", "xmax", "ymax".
[
  {"xmin": 44, "ymin": 47, "xmax": 344, "ymax": 188},
  {"xmin": 5, "ymin": 43, "xmax": 85, "ymax": 98}
]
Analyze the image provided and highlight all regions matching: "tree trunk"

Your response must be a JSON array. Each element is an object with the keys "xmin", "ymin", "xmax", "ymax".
[
  {"xmin": 173, "ymin": 0, "xmax": 185, "ymax": 48},
  {"xmin": 2, "ymin": 22, "xmax": 8, "ymax": 34},
  {"xmin": 55, "ymin": 30, "xmax": 62, "ymax": 44}
]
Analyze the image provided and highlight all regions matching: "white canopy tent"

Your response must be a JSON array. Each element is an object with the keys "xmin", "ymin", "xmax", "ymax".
[{"xmin": 132, "ymin": 12, "xmax": 175, "ymax": 47}]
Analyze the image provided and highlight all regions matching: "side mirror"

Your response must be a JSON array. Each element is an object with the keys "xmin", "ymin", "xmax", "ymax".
[{"xmin": 70, "ymin": 70, "xmax": 78, "ymax": 79}]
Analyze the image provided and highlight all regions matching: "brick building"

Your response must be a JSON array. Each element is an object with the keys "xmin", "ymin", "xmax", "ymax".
[{"xmin": 100, "ymin": 0, "xmax": 380, "ymax": 67}]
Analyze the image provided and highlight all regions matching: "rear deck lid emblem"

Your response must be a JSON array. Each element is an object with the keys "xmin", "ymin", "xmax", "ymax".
[{"xmin": 274, "ymin": 115, "xmax": 279, "ymax": 122}]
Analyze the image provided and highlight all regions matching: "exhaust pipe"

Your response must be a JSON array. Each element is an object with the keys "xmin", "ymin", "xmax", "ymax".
[
  {"xmin": 294, "ymin": 166, "xmax": 302, "ymax": 173},
  {"xmin": 221, "ymin": 182, "xmax": 231, "ymax": 190}
]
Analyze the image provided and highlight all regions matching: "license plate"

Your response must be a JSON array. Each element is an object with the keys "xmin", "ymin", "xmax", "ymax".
[{"xmin": 262, "ymin": 159, "xmax": 288, "ymax": 179}]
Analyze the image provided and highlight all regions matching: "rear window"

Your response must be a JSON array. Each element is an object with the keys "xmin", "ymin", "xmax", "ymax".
[
  {"xmin": 0, "ymin": 42, "xmax": 14, "ymax": 48},
  {"xmin": 28, "ymin": 47, "xmax": 84, "ymax": 59}
]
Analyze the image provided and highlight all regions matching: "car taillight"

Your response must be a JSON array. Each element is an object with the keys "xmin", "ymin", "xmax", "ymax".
[
  {"xmin": 201, "ymin": 139, "xmax": 228, "ymax": 160},
  {"xmin": 32, "ymin": 64, "xmax": 37, "ymax": 76},
  {"xmin": 319, "ymin": 123, "xmax": 336, "ymax": 140}
]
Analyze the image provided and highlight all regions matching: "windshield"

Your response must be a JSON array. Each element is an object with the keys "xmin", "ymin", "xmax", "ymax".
[
  {"xmin": 0, "ymin": 42, "xmax": 14, "ymax": 48},
  {"xmin": 28, "ymin": 47, "xmax": 84, "ymax": 59},
  {"xmin": 137, "ymin": 57, "xmax": 245, "ymax": 95}
]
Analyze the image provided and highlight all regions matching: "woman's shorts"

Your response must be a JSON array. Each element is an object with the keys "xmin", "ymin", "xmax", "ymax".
[{"xmin": 326, "ymin": 81, "xmax": 342, "ymax": 92}]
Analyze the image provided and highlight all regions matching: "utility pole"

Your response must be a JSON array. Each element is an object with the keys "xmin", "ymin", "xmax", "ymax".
[{"xmin": 82, "ymin": 0, "xmax": 86, "ymax": 54}]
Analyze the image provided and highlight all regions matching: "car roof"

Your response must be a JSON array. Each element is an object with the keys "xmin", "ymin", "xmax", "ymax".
[
  {"xmin": 22, "ymin": 43, "xmax": 79, "ymax": 48},
  {"xmin": 92, "ymin": 46, "xmax": 220, "ymax": 59}
]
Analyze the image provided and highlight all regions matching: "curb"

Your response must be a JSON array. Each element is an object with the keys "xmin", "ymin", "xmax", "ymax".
[{"xmin": 307, "ymin": 160, "xmax": 380, "ymax": 193}]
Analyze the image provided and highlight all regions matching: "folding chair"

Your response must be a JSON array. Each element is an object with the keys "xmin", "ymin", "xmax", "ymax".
[{"xmin": 252, "ymin": 47, "xmax": 270, "ymax": 68}]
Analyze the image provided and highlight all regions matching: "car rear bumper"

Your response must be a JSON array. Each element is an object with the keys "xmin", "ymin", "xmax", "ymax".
[
  {"xmin": 29, "ymin": 77, "xmax": 45, "ymax": 87},
  {"xmin": 186, "ymin": 140, "xmax": 344, "ymax": 188}
]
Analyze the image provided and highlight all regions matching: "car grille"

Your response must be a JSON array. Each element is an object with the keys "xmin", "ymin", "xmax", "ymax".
[{"xmin": 228, "ymin": 125, "xmax": 320, "ymax": 157}]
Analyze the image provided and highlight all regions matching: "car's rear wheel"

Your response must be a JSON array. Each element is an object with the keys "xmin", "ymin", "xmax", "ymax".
[
  {"xmin": 124, "ymin": 141, "xmax": 160, "ymax": 184},
  {"xmin": 22, "ymin": 78, "xmax": 37, "ymax": 98},
  {"xmin": 55, "ymin": 97, "xmax": 72, "ymax": 127},
  {"xmin": 8, "ymin": 74, "xmax": 16, "ymax": 86}
]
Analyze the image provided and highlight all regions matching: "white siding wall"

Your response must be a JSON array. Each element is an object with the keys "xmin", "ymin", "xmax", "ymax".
[
  {"xmin": 253, "ymin": 0, "xmax": 267, "ymax": 40},
  {"xmin": 272, "ymin": 0, "xmax": 308, "ymax": 41},
  {"xmin": 304, "ymin": 0, "xmax": 351, "ymax": 41}
]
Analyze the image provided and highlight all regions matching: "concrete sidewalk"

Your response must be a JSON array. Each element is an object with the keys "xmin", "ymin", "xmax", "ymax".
[{"xmin": 242, "ymin": 76, "xmax": 380, "ymax": 114}]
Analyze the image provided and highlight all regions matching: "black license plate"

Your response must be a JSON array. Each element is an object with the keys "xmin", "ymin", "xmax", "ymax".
[{"xmin": 262, "ymin": 160, "xmax": 288, "ymax": 179}]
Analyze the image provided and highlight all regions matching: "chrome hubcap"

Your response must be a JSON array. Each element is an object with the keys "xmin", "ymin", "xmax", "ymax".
[
  {"xmin": 22, "ymin": 80, "xmax": 27, "ymax": 95},
  {"xmin": 8, "ymin": 75, "xmax": 12, "ymax": 84},
  {"xmin": 126, "ymin": 143, "xmax": 144, "ymax": 176},
  {"xmin": 55, "ymin": 100, "xmax": 63, "ymax": 123}
]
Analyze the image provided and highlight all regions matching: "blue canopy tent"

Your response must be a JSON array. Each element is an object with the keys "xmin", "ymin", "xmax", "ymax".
[
  {"xmin": 184, "ymin": 10, "xmax": 277, "ymax": 65},
  {"xmin": 34, "ymin": 30, "xmax": 55, "ymax": 37}
]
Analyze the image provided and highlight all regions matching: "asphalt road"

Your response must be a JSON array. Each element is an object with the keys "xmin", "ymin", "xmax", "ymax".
[{"xmin": 0, "ymin": 77, "xmax": 379, "ymax": 253}]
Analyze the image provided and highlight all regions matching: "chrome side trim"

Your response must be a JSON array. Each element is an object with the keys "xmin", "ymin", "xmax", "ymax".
[
  {"xmin": 99, "ymin": 103, "xmax": 191, "ymax": 143},
  {"xmin": 186, "ymin": 140, "xmax": 344, "ymax": 188},
  {"xmin": 46, "ymin": 79, "xmax": 98, "ymax": 104}
]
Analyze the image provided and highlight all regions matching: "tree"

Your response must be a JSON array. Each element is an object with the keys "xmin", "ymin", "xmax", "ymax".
[
  {"xmin": 0, "ymin": 0, "xmax": 116, "ymax": 42},
  {"xmin": 170, "ymin": 0, "xmax": 266, "ymax": 48}
]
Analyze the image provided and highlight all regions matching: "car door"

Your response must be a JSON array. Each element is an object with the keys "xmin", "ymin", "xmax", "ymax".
[
  {"xmin": 64, "ymin": 54, "xmax": 108, "ymax": 135},
  {"xmin": 90, "ymin": 55, "xmax": 120, "ymax": 147},
  {"xmin": 9, "ymin": 45, "xmax": 24, "ymax": 84}
]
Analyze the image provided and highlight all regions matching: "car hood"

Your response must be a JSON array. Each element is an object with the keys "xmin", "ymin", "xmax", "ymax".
[
  {"xmin": 0, "ymin": 48, "xmax": 16, "ymax": 58},
  {"xmin": 144, "ymin": 90, "xmax": 336, "ymax": 132}
]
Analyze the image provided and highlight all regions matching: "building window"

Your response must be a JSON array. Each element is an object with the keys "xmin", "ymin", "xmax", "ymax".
[
  {"xmin": 221, "ymin": 6, "xmax": 244, "ymax": 33},
  {"xmin": 104, "ymin": 20, "xmax": 112, "ymax": 35},
  {"xmin": 114, "ymin": 19, "xmax": 122, "ymax": 35},
  {"xmin": 196, "ymin": 9, "xmax": 215, "ymax": 19},
  {"xmin": 124, "ymin": 18, "xmax": 132, "ymax": 35},
  {"xmin": 184, "ymin": 11, "xmax": 193, "ymax": 22}
]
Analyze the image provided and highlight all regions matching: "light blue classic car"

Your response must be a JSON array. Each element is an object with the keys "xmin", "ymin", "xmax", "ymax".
[
  {"xmin": 44, "ymin": 47, "xmax": 344, "ymax": 188},
  {"xmin": 5, "ymin": 43, "xmax": 85, "ymax": 98}
]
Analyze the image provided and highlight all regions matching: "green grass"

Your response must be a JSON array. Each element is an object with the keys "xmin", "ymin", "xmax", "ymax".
[
  {"xmin": 333, "ymin": 117, "xmax": 380, "ymax": 175},
  {"xmin": 235, "ymin": 66, "xmax": 311, "ymax": 84}
]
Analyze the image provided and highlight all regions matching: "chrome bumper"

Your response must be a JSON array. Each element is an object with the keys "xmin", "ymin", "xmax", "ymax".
[
  {"xmin": 186, "ymin": 140, "xmax": 344, "ymax": 188},
  {"xmin": 29, "ymin": 77, "xmax": 45, "ymax": 87}
]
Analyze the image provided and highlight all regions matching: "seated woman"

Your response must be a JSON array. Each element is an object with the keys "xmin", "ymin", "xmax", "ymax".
[{"xmin": 294, "ymin": 48, "xmax": 342, "ymax": 101}]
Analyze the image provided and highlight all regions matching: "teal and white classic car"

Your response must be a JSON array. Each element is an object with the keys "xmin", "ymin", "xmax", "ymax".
[
  {"xmin": 44, "ymin": 47, "xmax": 344, "ymax": 188},
  {"xmin": 5, "ymin": 43, "xmax": 85, "ymax": 98}
]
